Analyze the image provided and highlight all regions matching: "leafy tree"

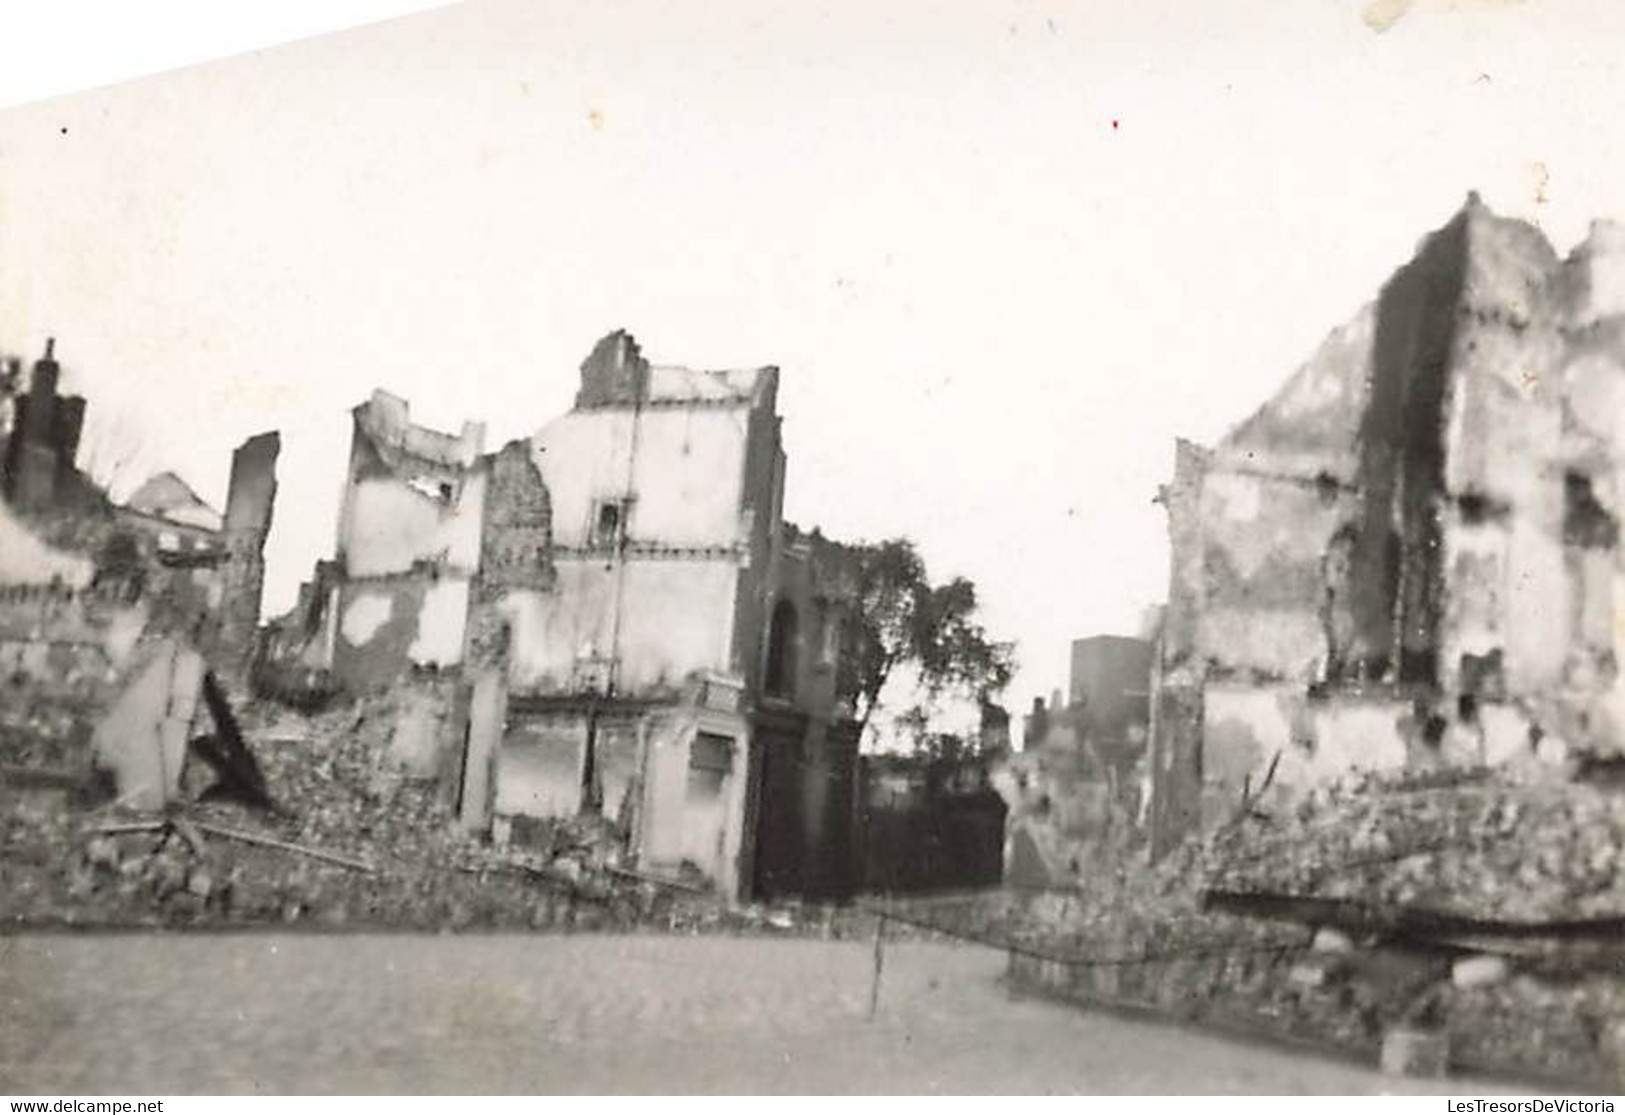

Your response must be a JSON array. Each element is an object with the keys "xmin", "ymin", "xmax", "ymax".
[{"xmin": 835, "ymin": 538, "xmax": 1015, "ymax": 744}]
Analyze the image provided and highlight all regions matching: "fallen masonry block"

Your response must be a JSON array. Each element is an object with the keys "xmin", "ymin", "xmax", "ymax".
[
  {"xmin": 1380, "ymin": 1027, "xmax": 1451, "ymax": 1078},
  {"xmin": 1312, "ymin": 927, "xmax": 1355, "ymax": 954},
  {"xmin": 83, "ymin": 835, "xmax": 120, "ymax": 870},
  {"xmin": 186, "ymin": 868, "xmax": 214, "ymax": 900},
  {"xmin": 1451, "ymin": 954, "xmax": 1509, "ymax": 989},
  {"xmin": 91, "ymin": 639, "xmax": 202, "ymax": 809},
  {"xmin": 1289, "ymin": 961, "xmax": 1330, "ymax": 988}
]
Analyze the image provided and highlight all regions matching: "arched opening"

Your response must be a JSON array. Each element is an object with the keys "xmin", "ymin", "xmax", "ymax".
[{"xmin": 764, "ymin": 599, "xmax": 799, "ymax": 699}]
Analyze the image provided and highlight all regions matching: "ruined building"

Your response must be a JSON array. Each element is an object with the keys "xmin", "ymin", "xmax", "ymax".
[
  {"xmin": 0, "ymin": 339, "xmax": 280, "ymax": 808},
  {"xmin": 324, "ymin": 389, "xmax": 484, "ymax": 688},
  {"xmin": 1147, "ymin": 194, "xmax": 1625, "ymax": 856},
  {"xmin": 268, "ymin": 331, "xmax": 861, "ymax": 898},
  {"xmin": 120, "ymin": 472, "xmax": 226, "ymax": 553}
]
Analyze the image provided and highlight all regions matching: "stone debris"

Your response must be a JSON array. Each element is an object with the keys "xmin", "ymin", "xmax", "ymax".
[
  {"xmin": 1203, "ymin": 768, "xmax": 1625, "ymax": 925},
  {"xmin": 1381, "ymin": 1027, "xmax": 1450, "ymax": 1079},
  {"xmin": 891, "ymin": 763, "xmax": 1625, "ymax": 1089},
  {"xmin": 0, "ymin": 691, "xmax": 896, "ymax": 943},
  {"xmin": 1312, "ymin": 927, "xmax": 1354, "ymax": 954},
  {"xmin": 1451, "ymin": 954, "xmax": 1508, "ymax": 989}
]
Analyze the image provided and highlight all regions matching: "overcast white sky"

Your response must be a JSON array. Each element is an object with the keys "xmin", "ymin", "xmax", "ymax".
[{"xmin": 2, "ymin": 0, "xmax": 1623, "ymax": 722}]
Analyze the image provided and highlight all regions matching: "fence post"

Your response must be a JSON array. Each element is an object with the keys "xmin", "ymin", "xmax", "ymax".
[{"xmin": 868, "ymin": 910, "xmax": 887, "ymax": 1020}]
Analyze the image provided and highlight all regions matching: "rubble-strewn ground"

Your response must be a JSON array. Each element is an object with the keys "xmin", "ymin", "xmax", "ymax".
[
  {"xmin": 1206, "ymin": 765, "xmax": 1625, "ymax": 922},
  {"xmin": 5, "ymin": 694, "xmax": 1624, "ymax": 1088},
  {"xmin": 0, "ymin": 934, "xmax": 1520, "ymax": 1094},
  {"xmin": 886, "ymin": 768, "xmax": 1625, "ymax": 1090},
  {"xmin": 0, "ymin": 694, "xmax": 874, "ymax": 938}
]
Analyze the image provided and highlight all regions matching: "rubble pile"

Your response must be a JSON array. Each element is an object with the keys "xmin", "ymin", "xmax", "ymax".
[
  {"xmin": 7, "ymin": 692, "xmax": 663, "ymax": 930},
  {"xmin": 3, "ymin": 692, "xmax": 877, "ymax": 940},
  {"xmin": 1204, "ymin": 769, "xmax": 1625, "ymax": 923},
  {"xmin": 951, "ymin": 768, "xmax": 1625, "ymax": 1087},
  {"xmin": 0, "ymin": 698, "xmax": 94, "ymax": 774}
]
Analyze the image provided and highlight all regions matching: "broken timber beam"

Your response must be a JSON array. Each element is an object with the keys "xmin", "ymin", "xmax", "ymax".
[
  {"xmin": 193, "ymin": 822, "xmax": 375, "ymax": 873},
  {"xmin": 604, "ymin": 864, "xmax": 708, "ymax": 894},
  {"xmin": 1203, "ymin": 889, "xmax": 1625, "ymax": 946},
  {"xmin": 84, "ymin": 820, "xmax": 168, "ymax": 836},
  {"xmin": 0, "ymin": 764, "xmax": 85, "ymax": 789}
]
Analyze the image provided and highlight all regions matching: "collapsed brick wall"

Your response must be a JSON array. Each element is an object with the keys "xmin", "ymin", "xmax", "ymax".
[
  {"xmin": 574, "ymin": 330, "xmax": 650, "ymax": 408},
  {"xmin": 466, "ymin": 438, "xmax": 555, "ymax": 671}
]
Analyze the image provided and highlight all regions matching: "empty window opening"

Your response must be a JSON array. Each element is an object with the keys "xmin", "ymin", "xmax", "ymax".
[
  {"xmin": 1565, "ymin": 472, "xmax": 1619, "ymax": 550},
  {"xmin": 590, "ymin": 499, "xmax": 631, "ymax": 550},
  {"xmin": 1458, "ymin": 649, "xmax": 1505, "ymax": 700},
  {"xmin": 1421, "ymin": 713, "xmax": 1449, "ymax": 749},
  {"xmin": 1314, "ymin": 471, "xmax": 1342, "ymax": 506},
  {"xmin": 1458, "ymin": 491, "xmax": 1511, "ymax": 525},
  {"xmin": 764, "ymin": 600, "xmax": 799, "ymax": 699}
]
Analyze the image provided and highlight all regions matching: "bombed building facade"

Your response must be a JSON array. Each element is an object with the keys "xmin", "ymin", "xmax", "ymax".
[
  {"xmin": 266, "ymin": 331, "xmax": 863, "ymax": 899},
  {"xmin": 1147, "ymin": 195, "xmax": 1625, "ymax": 856}
]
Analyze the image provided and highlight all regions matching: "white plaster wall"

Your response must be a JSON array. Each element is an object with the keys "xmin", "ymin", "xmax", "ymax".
[
  {"xmin": 1309, "ymin": 698, "xmax": 1410, "ymax": 777},
  {"xmin": 1218, "ymin": 301, "xmax": 1375, "ymax": 473},
  {"xmin": 341, "ymin": 470, "xmax": 484, "ymax": 577},
  {"xmin": 340, "ymin": 590, "xmax": 393, "ymax": 647},
  {"xmin": 1202, "ymin": 684, "xmax": 1410, "ymax": 822},
  {"xmin": 505, "ymin": 558, "xmax": 738, "ymax": 694},
  {"xmin": 1202, "ymin": 685, "xmax": 1290, "ymax": 796},
  {"xmin": 1562, "ymin": 353, "xmax": 1625, "ymax": 449},
  {"xmin": 494, "ymin": 718, "xmax": 585, "ymax": 818},
  {"xmin": 635, "ymin": 710, "xmax": 751, "ymax": 896},
  {"xmin": 1504, "ymin": 504, "xmax": 1571, "ymax": 693},
  {"xmin": 408, "ymin": 578, "xmax": 470, "ymax": 667},
  {"xmin": 639, "ymin": 714, "xmax": 694, "ymax": 866},
  {"xmin": 0, "ymin": 499, "xmax": 93, "ymax": 587},
  {"xmin": 533, "ymin": 407, "xmax": 748, "ymax": 549},
  {"xmin": 1562, "ymin": 221, "xmax": 1625, "ymax": 324},
  {"xmin": 1194, "ymin": 469, "xmax": 1351, "ymax": 681},
  {"xmin": 1445, "ymin": 364, "xmax": 1562, "ymax": 508},
  {"xmin": 1481, "ymin": 702, "xmax": 1534, "ymax": 766},
  {"xmin": 1199, "ymin": 608, "xmax": 1326, "ymax": 682}
]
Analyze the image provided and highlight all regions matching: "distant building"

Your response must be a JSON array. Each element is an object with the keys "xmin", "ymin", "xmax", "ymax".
[
  {"xmin": 999, "ymin": 633, "xmax": 1153, "ymax": 887},
  {"xmin": 119, "ymin": 472, "xmax": 225, "ymax": 558},
  {"xmin": 1069, "ymin": 634, "xmax": 1153, "ymax": 796}
]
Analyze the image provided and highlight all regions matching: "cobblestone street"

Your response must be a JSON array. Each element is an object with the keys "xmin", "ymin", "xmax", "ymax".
[{"xmin": 0, "ymin": 934, "xmax": 1518, "ymax": 1094}]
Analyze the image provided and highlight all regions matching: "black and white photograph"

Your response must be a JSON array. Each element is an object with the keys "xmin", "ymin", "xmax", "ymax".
[{"xmin": 2, "ymin": 0, "xmax": 1624, "ymax": 1098}]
